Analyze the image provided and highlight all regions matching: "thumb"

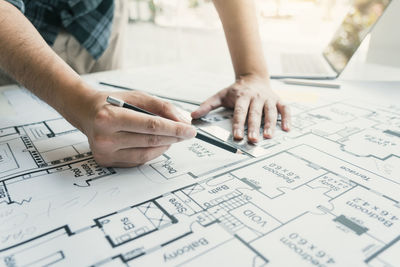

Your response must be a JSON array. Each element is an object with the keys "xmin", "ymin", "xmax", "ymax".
[{"xmin": 191, "ymin": 94, "xmax": 222, "ymax": 119}]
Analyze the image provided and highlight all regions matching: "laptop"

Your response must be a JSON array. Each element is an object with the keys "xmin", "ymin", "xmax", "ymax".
[{"xmin": 267, "ymin": 0, "xmax": 392, "ymax": 79}]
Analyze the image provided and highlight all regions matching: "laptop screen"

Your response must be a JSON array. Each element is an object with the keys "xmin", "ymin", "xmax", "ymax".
[{"xmin": 323, "ymin": 0, "xmax": 392, "ymax": 74}]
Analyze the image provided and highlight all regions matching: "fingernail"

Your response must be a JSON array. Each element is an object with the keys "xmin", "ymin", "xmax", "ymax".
[
  {"xmin": 234, "ymin": 129, "xmax": 243, "ymax": 139},
  {"xmin": 184, "ymin": 127, "xmax": 197, "ymax": 138},
  {"xmin": 264, "ymin": 128, "xmax": 273, "ymax": 138},
  {"xmin": 283, "ymin": 122, "xmax": 290, "ymax": 131},
  {"xmin": 249, "ymin": 131, "xmax": 258, "ymax": 142}
]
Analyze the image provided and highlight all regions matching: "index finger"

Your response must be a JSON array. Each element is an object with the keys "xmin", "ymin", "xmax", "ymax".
[
  {"xmin": 123, "ymin": 92, "xmax": 191, "ymax": 124},
  {"xmin": 114, "ymin": 106, "xmax": 197, "ymax": 139}
]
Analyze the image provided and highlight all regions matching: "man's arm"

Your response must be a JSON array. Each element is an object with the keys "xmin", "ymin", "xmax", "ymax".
[
  {"xmin": 0, "ymin": 1, "xmax": 196, "ymax": 167},
  {"xmin": 192, "ymin": 0, "xmax": 291, "ymax": 142}
]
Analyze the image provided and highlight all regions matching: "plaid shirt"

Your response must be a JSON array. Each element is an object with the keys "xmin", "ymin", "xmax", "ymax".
[{"xmin": 6, "ymin": 0, "xmax": 115, "ymax": 59}]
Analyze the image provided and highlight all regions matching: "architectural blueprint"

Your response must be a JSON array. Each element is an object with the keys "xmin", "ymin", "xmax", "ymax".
[{"xmin": 0, "ymin": 84, "xmax": 400, "ymax": 266}]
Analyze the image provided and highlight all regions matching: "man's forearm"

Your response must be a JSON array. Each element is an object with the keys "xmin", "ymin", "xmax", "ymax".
[
  {"xmin": 0, "ymin": 1, "xmax": 199, "ymax": 167},
  {"xmin": 193, "ymin": 0, "xmax": 290, "ymax": 142},
  {"xmin": 0, "ymin": 1, "xmax": 94, "ymax": 131},
  {"xmin": 212, "ymin": 0, "xmax": 268, "ymax": 79}
]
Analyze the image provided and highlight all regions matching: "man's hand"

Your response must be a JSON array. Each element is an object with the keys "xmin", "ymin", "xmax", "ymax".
[
  {"xmin": 81, "ymin": 91, "xmax": 196, "ymax": 167},
  {"xmin": 0, "ymin": 2, "xmax": 197, "ymax": 168},
  {"xmin": 191, "ymin": 74, "xmax": 290, "ymax": 143},
  {"xmin": 199, "ymin": 0, "xmax": 292, "ymax": 143}
]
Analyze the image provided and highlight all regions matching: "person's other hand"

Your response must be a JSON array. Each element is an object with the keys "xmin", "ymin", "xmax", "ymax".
[
  {"xmin": 191, "ymin": 74, "xmax": 290, "ymax": 143},
  {"xmin": 80, "ymin": 91, "xmax": 196, "ymax": 167}
]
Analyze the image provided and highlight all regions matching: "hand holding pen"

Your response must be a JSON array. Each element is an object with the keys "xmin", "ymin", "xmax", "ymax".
[
  {"xmin": 81, "ymin": 91, "xmax": 197, "ymax": 168},
  {"xmin": 107, "ymin": 96, "xmax": 242, "ymax": 155}
]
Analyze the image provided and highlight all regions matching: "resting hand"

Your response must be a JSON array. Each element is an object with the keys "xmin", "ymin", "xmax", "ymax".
[
  {"xmin": 191, "ymin": 74, "xmax": 290, "ymax": 143},
  {"xmin": 79, "ymin": 91, "xmax": 196, "ymax": 167}
]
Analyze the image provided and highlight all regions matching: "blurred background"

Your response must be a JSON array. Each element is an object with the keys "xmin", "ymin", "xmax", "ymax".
[{"xmin": 123, "ymin": 0, "xmax": 384, "ymax": 75}]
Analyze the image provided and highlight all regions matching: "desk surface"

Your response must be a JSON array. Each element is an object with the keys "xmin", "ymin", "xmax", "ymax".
[{"xmin": 0, "ymin": 68, "xmax": 399, "ymax": 266}]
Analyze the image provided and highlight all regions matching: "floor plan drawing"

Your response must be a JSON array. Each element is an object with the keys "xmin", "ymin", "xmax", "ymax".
[
  {"xmin": 0, "ymin": 85, "xmax": 400, "ymax": 266},
  {"xmin": 199, "ymin": 100, "xmax": 400, "ymax": 181}
]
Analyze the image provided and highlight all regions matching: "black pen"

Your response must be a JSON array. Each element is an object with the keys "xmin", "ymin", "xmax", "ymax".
[{"xmin": 106, "ymin": 96, "xmax": 242, "ymax": 154}]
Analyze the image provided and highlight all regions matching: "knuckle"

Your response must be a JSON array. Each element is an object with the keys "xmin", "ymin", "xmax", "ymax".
[
  {"xmin": 264, "ymin": 100, "xmax": 274, "ymax": 110},
  {"xmin": 232, "ymin": 123, "xmax": 242, "ymax": 129},
  {"xmin": 175, "ymin": 125, "xmax": 184, "ymax": 137},
  {"xmin": 248, "ymin": 109, "xmax": 262, "ymax": 117},
  {"xmin": 161, "ymin": 101, "xmax": 174, "ymax": 114},
  {"xmin": 147, "ymin": 135, "xmax": 161, "ymax": 146},
  {"xmin": 234, "ymin": 105, "xmax": 246, "ymax": 114},
  {"xmin": 237, "ymin": 90, "xmax": 247, "ymax": 97},
  {"xmin": 229, "ymin": 87, "xmax": 246, "ymax": 98},
  {"xmin": 233, "ymin": 114, "xmax": 245, "ymax": 124},
  {"xmin": 94, "ymin": 106, "xmax": 113, "ymax": 127},
  {"xmin": 146, "ymin": 118, "xmax": 161, "ymax": 132},
  {"xmin": 230, "ymin": 87, "xmax": 240, "ymax": 95}
]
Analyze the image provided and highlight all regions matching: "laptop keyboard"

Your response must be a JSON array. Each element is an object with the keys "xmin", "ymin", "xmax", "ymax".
[{"xmin": 281, "ymin": 53, "xmax": 329, "ymax": 74}]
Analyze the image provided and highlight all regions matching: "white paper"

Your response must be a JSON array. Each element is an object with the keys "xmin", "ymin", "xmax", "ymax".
[{"xmin": 1, "ymin": 81, "xmax": 400, "ymax": 266}]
